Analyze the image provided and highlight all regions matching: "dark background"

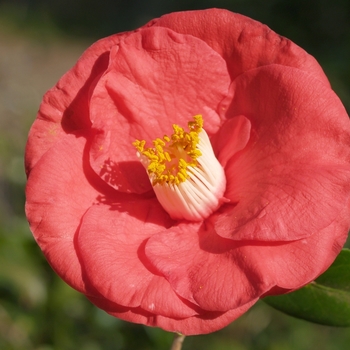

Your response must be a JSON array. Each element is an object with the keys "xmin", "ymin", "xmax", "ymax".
[{"xmin": 0, "ymin": 0, "xmax": 349, "ymax": 349}]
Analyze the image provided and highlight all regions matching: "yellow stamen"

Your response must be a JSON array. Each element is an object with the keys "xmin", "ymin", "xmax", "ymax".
[
  {"xmin": 133, "ymin": 115, "xmax": 227, "ymax": 221},
  {"xmin": 133, "ymin": 115, "xmax": 204, "ymax": 186}
]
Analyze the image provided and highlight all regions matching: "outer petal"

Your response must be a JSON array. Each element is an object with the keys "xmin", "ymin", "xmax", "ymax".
[
  {"xmin": 145, "ymin": 223, "xmax": 265, "ymax": 312},
  {"xmin": 214, "ymin": 65, "xmax": 350, "ymax": 241},
  {"xmin": 25, "ymin": 134, "xmax": 98, "ymax": 292},
  {"xmin": 88, "ymin": 26, "xmax": 231, "ymax": 193},
  {"xmin": 77, "ymin": 203, "xmax": 198, "ymax": 319},
  {"xmin": 256, "ymin": 205, "xmax": 350, "ymax": 292},
  {"xmin": 86, "ymin": 295, "xmax": 257, "ymax": 336},
  {"xmin": 145, "ymin": 208, "xmax": 348, "ymax": 314},
  {"xmin": 151, "ymin": 9, "xmax": 330, "ymax": 85},
  {"xmin": 25, "ymin": 33, "xmax": 129, "ymax": 174}
]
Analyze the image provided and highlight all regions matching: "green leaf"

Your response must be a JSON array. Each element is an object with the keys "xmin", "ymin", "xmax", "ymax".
[{"xmin": 263, "ymin": 248, "xmax": 350, "ymax": 327}]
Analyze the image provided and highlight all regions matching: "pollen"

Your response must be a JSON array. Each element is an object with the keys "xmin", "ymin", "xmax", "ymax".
[{"xmin": 133, "ymin": 115, "xmax": 227, "ymax": 221}]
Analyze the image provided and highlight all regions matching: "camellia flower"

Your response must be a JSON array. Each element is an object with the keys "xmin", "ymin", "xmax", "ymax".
[{"xmin": 25, "ymin": 9, "xmax": 350, "ymax": 335}]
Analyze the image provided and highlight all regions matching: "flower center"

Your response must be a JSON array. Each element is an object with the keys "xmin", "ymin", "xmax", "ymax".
[{"xmin": 133, "ymin": 115, "xmax": 227, "ymax": 221}]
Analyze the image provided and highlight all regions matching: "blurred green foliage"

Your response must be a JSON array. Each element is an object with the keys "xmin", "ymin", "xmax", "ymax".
[{"xmin": 0, "ymin": 0, "xmax": 349, "ymax": 349}]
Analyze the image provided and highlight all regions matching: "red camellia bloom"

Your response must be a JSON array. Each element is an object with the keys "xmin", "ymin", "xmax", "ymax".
[{"xmin": 25, "ymin": 9, "xmax": 350, "ymax": 335}]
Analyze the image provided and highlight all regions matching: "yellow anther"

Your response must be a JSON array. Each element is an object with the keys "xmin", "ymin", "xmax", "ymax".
[
  {"xmin": 164, "ymin": 152, "xmax": 171, "ymax": 162},
  {"xmin": 133, "ymin": 114, "xmax": 227, "ymax": 222},
  {"xmin": 132, "ymin": 139, "xmax": 146, "ymax": 153},
  {"xmin": 133, "ymin": 115, "xmax": 203, "ymax": 186},
  {"xmin": 188, "ymin": 115, "xmax": 203, "ymax": 132}
]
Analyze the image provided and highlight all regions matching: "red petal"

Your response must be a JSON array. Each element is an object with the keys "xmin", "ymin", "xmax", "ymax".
[
  {"xmin": 87, "ymin": 295, "xmax": 257, "ymax": 336},
  {"xmin": 25, "ymin": 32, "xmax": 127, "ymax": 175},
  {"xmin": 88, "ymin": 26, "xmax": 231, "ymax": 193},
  {"xmin": 145, "ymin": 208, "xmax": 348, "ymax": 313},
  {"xmin": 153, "ymin": 9, "xmax": 330, "ymax": 85},
  {"xmin": 77, "ymin": 203, "xmax": 198, "ymax": 319},
  {"xmin": 256, "ymin": 206, "xmax": 350, "ymax": 292},
  {"xmin": 211, "ymin": 115, "xmax": 252, "ymax": 167},
  {"xmin": 145, "ymin": 223, "xmax": 269, "ymax": 312},
  {"xmin": 213, "ymin": 65, "xmax": 350, "ymax": 241},
  {"xmin": 25, "ymin": 134, "xmax": 101, "ymax": 292}
]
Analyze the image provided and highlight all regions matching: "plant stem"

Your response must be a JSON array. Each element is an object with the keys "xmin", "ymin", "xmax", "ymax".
[{"xmin": 170, "ymin": 333, "xmax": 186, "ymax": 350}]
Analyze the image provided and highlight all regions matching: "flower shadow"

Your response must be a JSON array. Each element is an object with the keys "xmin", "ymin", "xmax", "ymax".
[
  {"xmin": 61, "ymin": 51, "xmax": 110, "ymax": 133},
  {"xmin": 98, "ymin": 158, "xmax": 152, "ymax": 194},
  {"xmin": 79, "ymin": 137, "xmax": 170, "ymax": 228},
  {"xmin": 91, "ymin": 160, "xmax": 174, "ymax": 229}
]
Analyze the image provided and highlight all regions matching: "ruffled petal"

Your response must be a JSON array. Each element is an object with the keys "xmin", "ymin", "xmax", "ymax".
[
  {"xmin": 145, "ymin": 223, "xmax": 270, "ymax": 312},
  {"xmin": 257, "ymin": 207, "xmax": 349, "ymax": 291},
  {"xmin": 152, "ymin": 9, "xmax": 330, "ymax": 85},
  {"xmin": 88, "ymin": 26, "xmax": 231, "ymax": 193},
  {"xmin": 213, "ymin": 65, "xmax": 350, "ymax": 241},
  {"xmin": 25, "ymin": 33, "xmax": 128, "ymax": 174},
  {"xmin": 87, "ymin": 295, "xmax": 257, "ymax": 336},
  {"xmin": 77, "ymin": 203, "xmax": 199, "ymax": 318},
  {"xmin": 145, "ymin": 208, "xmax": 348, "ymax": 313},
  {"xmin": 25, "ymin": 134, "xmax": 102, "ymax": 292}
]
